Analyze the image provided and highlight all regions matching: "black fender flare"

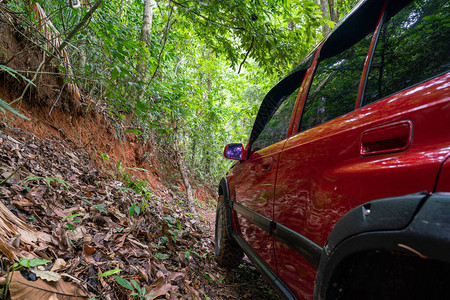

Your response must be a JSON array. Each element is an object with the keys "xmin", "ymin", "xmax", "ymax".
[{"xmin": 314, "ymin": 192, "xmax": 450, "ymax": 300}]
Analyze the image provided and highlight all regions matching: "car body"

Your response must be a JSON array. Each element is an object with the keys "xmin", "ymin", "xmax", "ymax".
[{"xmin": 214, "ymin": 0, "xmax": 450, "ymax": 299}]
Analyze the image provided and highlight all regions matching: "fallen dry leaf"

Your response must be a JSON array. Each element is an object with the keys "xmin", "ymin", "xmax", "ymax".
[
  {"xmin": 145, "ymin": 277, "xmax": 172, "ymax": 299},
  {"xmin": 0, "ymin": 236, "xmax": 14, "ymax": 261},
  {"xmin": 50, "ymin": 259, "xmax": 67, "ymax": 272},
  {"xmin": 0, "ymin": 201, "xmax": 40, "ymax": 244},
  {"xmin": 33, "ymin": 270, "xmax": 61, "ymax": 282},
  {"xmin": 0, "ymin": 124, "xmax": 280, "ymax": 299},
  {"xmin": 9, "ymin": 271, "xmax": 89, "ymax": 299}
]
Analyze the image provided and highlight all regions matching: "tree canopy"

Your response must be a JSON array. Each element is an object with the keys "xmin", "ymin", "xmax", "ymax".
[{"xmin": 5, "ymin": 0, "xmax": 358, "ymax": 186}]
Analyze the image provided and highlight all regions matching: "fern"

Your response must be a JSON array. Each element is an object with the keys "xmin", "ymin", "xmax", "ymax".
[
  {"xmin": 0, "ymin": 98, "xmax": 29, "ymax": 120},
  {"xmin": 0, "ymin": 65, "xmax": 35, "ymax": 86}
]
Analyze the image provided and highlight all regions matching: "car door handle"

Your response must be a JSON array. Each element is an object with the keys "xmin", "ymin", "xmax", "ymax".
[
  {"xmin": 262, "ymin": 157, "xmax": 273, "ymax": 171},
  {"xmin": 360, "ymin": 120, "xmax": 412, "ymax": 156}
]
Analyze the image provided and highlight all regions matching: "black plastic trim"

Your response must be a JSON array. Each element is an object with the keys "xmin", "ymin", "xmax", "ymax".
[
  {"xmin": 325, "ymin": 191, "xmax": 428, "ymax": 251},
  {"xmin": 231, "ymin": 200, "xmax": 322, "ymax": 267},
  {"xmin": 320, "ymin": 0, "xmax": 385, "ymax": 60},
  {"xmin": 233, "ymin": 233, "xmax": 296, "ymax": 300},
  {"xmin": 274, "ymin": 223, "xmax": 322, "ymax": 268},
  {"xmin": 231, "ymin": 201, "xmax": 272, "ymax": 233},
  {"xmin": 314, "ymin": 192, "xmax": 450, "ymax": 300}
]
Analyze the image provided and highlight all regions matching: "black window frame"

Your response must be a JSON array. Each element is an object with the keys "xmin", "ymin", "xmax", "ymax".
[
  {"xmin": 361, "ymin": 0, "xmax": 450, "ymax": 106},
  {"xmin": 247, "ymin": 53, "xmax": 315, "ymax": 157},
  {"xmin": 296, "ymin": 0, "xmax": 385, "ymax": 134}
]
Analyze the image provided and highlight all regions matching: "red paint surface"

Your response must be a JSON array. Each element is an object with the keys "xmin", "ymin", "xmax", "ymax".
[
  {"xmin": 224, "ymin": 1, "xmax": 450, "ymax": 294},
  {"xmin": 273, "ymin": 73, "xmax": 450, "ymax": 298},
  {"xmin": 226, "ymin": 72, "xmax": 450, "ymax": 299},
  {"xmin": 228, "ymin": 141, "xmax": 285, "ymax": 273},
  {"xmin": 435, "ymin": 154, "xmax": 450, "ymax": 192}
]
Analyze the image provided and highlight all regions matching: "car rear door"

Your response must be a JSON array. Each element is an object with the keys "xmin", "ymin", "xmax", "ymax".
[{"xmin": 272, "ymin": 2, "xmax": 383, "ymax": 298}]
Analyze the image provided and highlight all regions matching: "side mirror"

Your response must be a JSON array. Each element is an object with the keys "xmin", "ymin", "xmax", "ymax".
[{"xmin": 224, "ymin": 143, "xmax": 244, "ymax": 160}]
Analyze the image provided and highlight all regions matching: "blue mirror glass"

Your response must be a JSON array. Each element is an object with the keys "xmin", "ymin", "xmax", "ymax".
[{"xmin": 224, "ymin": 143, "xmax": 243, "ymax": 160}]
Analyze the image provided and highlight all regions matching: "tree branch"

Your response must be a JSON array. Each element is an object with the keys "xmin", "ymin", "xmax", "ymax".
[
  {"xmin": 169, "ymin": 0, "xmax": 246, "ymax": 31},
  {"xmin": 148, "ymin": 5, "xmax": 175, "ymax": 84},
  {"xmin": 238, "ymin": 36, "xmax": 254, "ymax": 74},
  {"xmin": 57, "ymin": 0, "xmax": 102, "ymax": 53}
]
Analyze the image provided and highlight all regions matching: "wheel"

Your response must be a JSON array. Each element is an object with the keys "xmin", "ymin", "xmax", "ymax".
[{"xmin": 215, "ymin": 195, "xmax": 243, "ymax": 268}]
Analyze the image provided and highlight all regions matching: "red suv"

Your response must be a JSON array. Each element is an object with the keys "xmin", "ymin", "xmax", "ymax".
[{"xmin": 215, "ymin": 0, "xmax": 450, "ymax": 298}]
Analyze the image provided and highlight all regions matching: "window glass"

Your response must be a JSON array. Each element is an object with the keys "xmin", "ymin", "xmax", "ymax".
[
  {"xmin": 299, "ymin": 33, "xmax": 373, "ymax": 132},
  {"xmin": 252, "ymin": 87, "xmax": 299, "ymax": 151},
  {"xmin": 364, "ymin": 0, "xmax": 450, "ymax": 105}
]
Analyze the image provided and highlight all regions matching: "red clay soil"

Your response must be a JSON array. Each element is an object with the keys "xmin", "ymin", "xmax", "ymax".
[{"xmin": 0, "ymin": 13, "xmax": 214, "ymax": 207}]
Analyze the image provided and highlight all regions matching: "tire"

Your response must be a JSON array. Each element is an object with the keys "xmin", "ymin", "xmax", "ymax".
[{"xmin": 215, "ymin": 195, "xmax": 243, "ymax": 268}]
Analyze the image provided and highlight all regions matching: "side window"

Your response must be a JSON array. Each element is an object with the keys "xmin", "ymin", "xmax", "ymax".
[
  {"xmin": 364, "ymin": 0, "xmax": 450, "ymax": 105},
  {"xmin": 299, "ymin": 33, "xmax": 373, "ymax": 132},
  {"xmin": 252, "ymin": 87, "xmax": 300, "ymax": 151}
]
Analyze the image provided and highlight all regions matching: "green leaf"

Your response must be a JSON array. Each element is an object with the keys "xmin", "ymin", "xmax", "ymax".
[
  {"xmin": 94, "ymin": 204, "xmax": 107, "ymax": 213},
  {"xmin": 0, "ymin": 98, "xmax": 30, "ymax": 120},
  {"xmin": 129, "ymin": 203, "xmax": 140, "ymax": 217},
  {"xmin": 24, "ymin": 176, "xmax": 43, "ymax": 182},
  {"xmin": 82, "ymin": 199, "xmax": 93, "ymax": 205},
  {"xmin": 135, "ymin": 100, "xmax": 147, "ymax": 115},
  {"xmin": 124, "ymin": 128, "xmax": 141, "ymax": 136},
  {"xmin": 63, "ymin": 213, "xmax": 84, "ymax": 221},
  {"xmin": 203, "ymin": 273, "xmax": 214, "ymax": 284},
  {"xmin": 130, "ymin": 279, "xmax": 140, "ymax": 292},
  {"xmin": 155, "ymin": 253, "xmax": 169, "ymax": 260},
  {"xmin": 191, "ymin": 251, "xmax": 201, "ymax": 258},
  {"xmin": 168, "ymin": 230, "xmax": 178, "ymax": 237},
  {"xmin": 111, "ymin": 66, "xmax": 120, "ymax": 80},
  {"xmin": 163, "ymin": 216, "xmax": 173, "ymax": 224},
  {"xmin": 51, "ymin": 178, "xmax": 71, "ymax": 189},
  {"xmin": 12, "ymin": 262, "xmax": 20, "ymax": 270},
  {"xmin": 19, "ymin": 258, "xmax": 50, "ymax": 268},
  {"xmin": 113, "ymin": 275, "xmax": 134, "ymax": 291},
  {"xmin": 99, "ymin": 268, "xmax": 122, "ymax": 277},
  {"xmin": 0, "ymin": 65, "xmax": 35, "ymax": 86}
]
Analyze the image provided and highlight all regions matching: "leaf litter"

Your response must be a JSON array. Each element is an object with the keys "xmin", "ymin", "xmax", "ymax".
[{"xmin": 0, "ymin": 126, "xmax": 279, "ymax": 299}]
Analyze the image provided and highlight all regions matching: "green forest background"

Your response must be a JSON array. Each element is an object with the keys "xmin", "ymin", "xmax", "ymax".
[{"xmin": 4, "ymin": 0, "xmax": 357, "ymax": 187}]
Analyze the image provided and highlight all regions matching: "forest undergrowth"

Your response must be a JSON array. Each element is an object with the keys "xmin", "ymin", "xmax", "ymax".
[
  {"xmin": 0, "ymin": 5, "xmax": 280, "ymax": 299},
  {"xmin": 0, "ymin": 124, "xmax": 279, "ymax": 299}
]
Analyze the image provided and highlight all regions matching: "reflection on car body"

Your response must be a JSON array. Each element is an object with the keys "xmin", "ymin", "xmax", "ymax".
[{"xmin": 215, "ymin": 0, "xmax": 450, "ymax": 299}]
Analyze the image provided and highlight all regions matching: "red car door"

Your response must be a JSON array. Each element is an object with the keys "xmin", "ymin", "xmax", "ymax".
[
  {"xmin": 228, "ymin": 70, "xmax": 307, "ymax": 272},
  {"xmin": 230, "ymin": 143, "xmax": 282, "ymax": 272}
]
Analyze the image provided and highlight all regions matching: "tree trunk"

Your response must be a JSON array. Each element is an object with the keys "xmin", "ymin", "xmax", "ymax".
[
  {"xmin": 328, "ymin": 0, "xmax": 339, "ymax": 23},
  {"xmin": 177, "ymin": 153, "xmax": 195, "ymax": 213},
  {"xmin": 319, "ymin": 0, "xmax": 330, "ymax": 36},
  {"xmin": 137, "ymin": 0, "xmax": 155, "ymax": 81},
  {"xmin": 79, "ymin": 47, "xmax": 86, "ymax": 70}
]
